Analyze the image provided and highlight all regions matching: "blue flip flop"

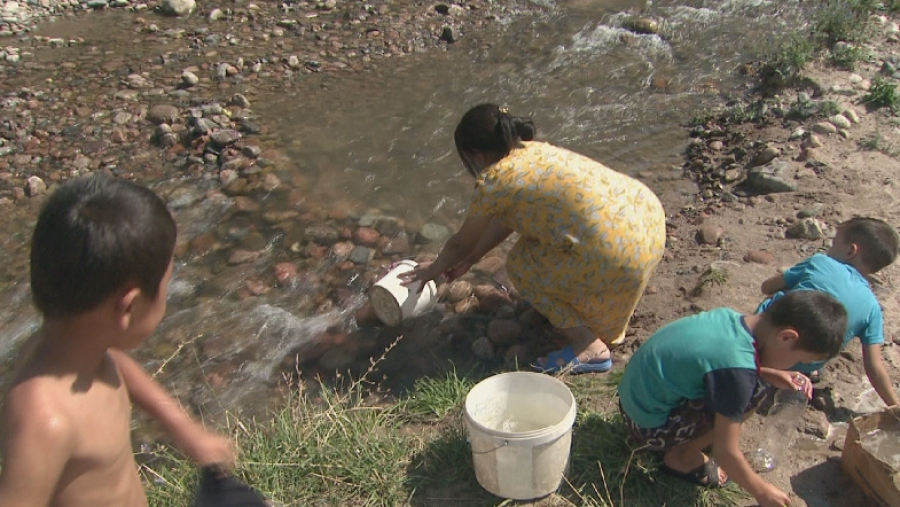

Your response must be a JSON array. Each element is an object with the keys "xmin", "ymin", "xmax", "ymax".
[{"xmin": 533, "ymin": 346, "xmax": 613, "ymax": 374}]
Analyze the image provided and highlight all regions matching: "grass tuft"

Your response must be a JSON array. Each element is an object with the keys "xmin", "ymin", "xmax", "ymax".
[{"xmin": 863, "ymin": 77, "xmax": 900, "ymax": 112}]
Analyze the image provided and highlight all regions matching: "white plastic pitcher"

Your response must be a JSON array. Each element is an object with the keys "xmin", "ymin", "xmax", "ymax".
[
  {"xmin": 464, "ymin": 372, "xmax": 577, "ymax": 500},
  {"xmin": 368, "ymin": 260, "xmax": 437, "ymax": 326}
]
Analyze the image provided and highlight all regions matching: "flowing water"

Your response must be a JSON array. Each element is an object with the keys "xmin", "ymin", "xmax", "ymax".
[{"xmin": 0, "ymin": 0, "xmax": 810, "ymax": 419}]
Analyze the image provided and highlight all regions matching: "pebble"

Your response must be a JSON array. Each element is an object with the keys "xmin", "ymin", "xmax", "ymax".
[
  {"xmin": 697, "ymin": 224, "xmax": 723, "ymax": 245},
  {"xmin": 25, "ymin": 175, "xmax": 46, "ymax": 196},
  {"xmin": 802, "ymin": 134, "xmax": 824, "ymax": 149},
  {"xmin": 743, "ymin": 250, "xmax": 776, "ymax": 265},
  {"xmin": 812, "ymin": 122, "xmax": 837, "ymax": 135},
  {"xmin": 829, "ymin": 114, "xmax": 852, "ymax": 130},
  {"xmin": 446, "ymin": 280, "xmax": 473, "ymax": 303},
  {"xmin": 181, "ymin": 70, "xmax": 199, "ymax": 86},
  {"xmin": 147, "ymin": 104, "xmax": 180, "ymax": 124},
  {"xmin": 786, "ymin": 218, "xmax": 825, "ymax": 240},
  {"xmin": 843, "ymin": 108, "xmax": 860, "ymax": 124}
]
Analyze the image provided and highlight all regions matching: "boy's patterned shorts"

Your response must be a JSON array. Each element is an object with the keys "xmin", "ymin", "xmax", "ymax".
[{"xmin": 619, "ymin": 380, "xmax": 769, "ymax": 452}]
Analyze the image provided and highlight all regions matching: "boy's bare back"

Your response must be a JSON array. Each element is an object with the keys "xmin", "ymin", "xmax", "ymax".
[{"xmin": 0, "ymin": 342, "xmax": 147, "ymax": 507}]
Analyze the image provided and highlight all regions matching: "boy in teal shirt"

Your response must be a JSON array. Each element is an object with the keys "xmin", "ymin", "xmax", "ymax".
[
  {"xmin": 619, "ymin": 290, "xmax": 846, "ymax": 507},
  {"xmin": 759, "ymin": 217, "xmax": 899, "ymax": 408}
]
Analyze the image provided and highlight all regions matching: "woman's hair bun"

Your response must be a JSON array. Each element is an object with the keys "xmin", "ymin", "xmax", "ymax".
[{"xmin": 513, "ymin": 117, "xmax": 535, "ymax": 141}]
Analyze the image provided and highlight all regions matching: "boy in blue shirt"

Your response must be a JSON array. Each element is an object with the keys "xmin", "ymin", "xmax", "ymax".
[
  {"xmin": 759, "ymin": 217, "xmax": 899, "ymax": 408},
  {"xmin": 619, "ymin": 290, "xmax": 846, "ymax": 507}
]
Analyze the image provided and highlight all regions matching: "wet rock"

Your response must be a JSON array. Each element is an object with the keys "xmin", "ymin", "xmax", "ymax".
[
  {"xmin": 230, "ymin": 93, "xmax": 251, "ymax": 109},
  {"xmin": 305, "ymin": 225, "xmax": 339, "ymax": 245},
  {"xmin": 245, "ymin": 278, "xmax": 271, "ymax": 296},
  {"xmin": 696, "ymin": 224, "xmax": 723, "ymax": 246},
  {"xmin": 744, "ymin": 250, "xmax": 776, "ymax": 265},
  {"xmin": 746, "ymin": 160, "xmax": 798, "ymax": 194},
  {"xmin": 318, "ymin": 346, "xmax": 356, "ymax": 371},
  {"xmin": 786, "ymin": 218, "xmax": 825, "ymax": 240},
  {"xmin": 147, "ymin": 104, "xmax": 180, "ymax": 125},
  {"xmin": 473, "ymin": 256, "xmax": 504, "ymax": 275},
  {"xmin": 623, "ymin": 16, "xmax": 659, "ymax": 35},
  {"xmin": 446, "ymin": 280, "xmax": 473, "ymax": 303},
  {"xmin": 353, "ymin": 226, "xmax": 380, "ymax": 246},
  {"xmin": 209, "ymin": 129, "xmax": 242, "ymax": 148},
  {"xmin": 231, "ymin": 196, "xmax": 260, "ymax": 213},
  {"xmin": 159, "ymin": 0, "xmax": 196, "ymax": 16},
  {"xmin": 487, "ymin": 319, "xmax": 522, "ymax": 346},
  {"xmin": 240, "ymin": 232, "xmax": 268, "ymax": 251},
  {"xmin": 227, "ymin": 249, "xmax": 261, "ymax": 265},
  {"xmin": 419, "ymin": 222, "xmax": 451, "ymax": 243},
  {"xmin": 25, "ymin": 175, "xmax": 46, "ymax": 196},
  {"xmin": 330, "ymin": 242, "xmax": 354, "ymax": 261},
  {"xmin": 439, "ymin": 26, "xmax": 456, "ymax": 43},
  {"xmin": 349, "ymin": 246, "xmax": 372, "ymax": 264},
  {"xmin": 471, "ymin": 336, "xmax": 495, "ymax": 360},
  {"xmin": 262, "ymin": 173, "xmax": 281, "ymax": 192},
  {"xmin": 181, "ymin": 70, "xmax": 199, "ymax": 87},
  {"xmin": 381, "ymin": 233, "xmax": 409, "ymax": 256},
  {"xmin": 454, "ymin": 296, "xmax": 479, "ymax": 314},
  {"xmin": 209, "ymin": 8, "xmax": 225, "ymax": 20}
]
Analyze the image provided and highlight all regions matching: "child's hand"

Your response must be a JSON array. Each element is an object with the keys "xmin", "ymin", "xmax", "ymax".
[
  {"xmin": 759, "ymin": 369, "xmax": 813, "ymax": 399},
  {"xmin": 443, "ymin": 260, "xmax": 474, "ymax": 282},
  {"xmin": 755, "ymin": 482, "xmax": 791, "ymax": 507},
  {"xmin": 181, "ymin": 428, "xmax": 235, "ymax": 471}
]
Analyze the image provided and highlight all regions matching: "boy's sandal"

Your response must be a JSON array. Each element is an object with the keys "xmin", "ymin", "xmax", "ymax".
[
  {"xmin": 532, "ymin": 346, "xmax": 613, "ymax": 374},
  {"xmin": 659, "ymin": 459, "xmax": 730, "ymax": 489}
]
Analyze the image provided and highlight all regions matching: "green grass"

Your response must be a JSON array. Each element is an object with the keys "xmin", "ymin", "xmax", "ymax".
[{"xmin": 142, "ymin": 370, "xmax": 749, "ymax": 507}]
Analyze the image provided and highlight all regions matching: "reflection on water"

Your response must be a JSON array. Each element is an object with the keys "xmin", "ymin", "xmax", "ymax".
[{"xmin": 0, "ymin": 0, "xmax": 806, "ymax": 418}]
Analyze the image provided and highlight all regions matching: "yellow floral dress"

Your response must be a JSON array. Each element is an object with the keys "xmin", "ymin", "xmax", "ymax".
[{"xmin": 469, "ymin": 141, "xmax": 666, "ymax": 344}]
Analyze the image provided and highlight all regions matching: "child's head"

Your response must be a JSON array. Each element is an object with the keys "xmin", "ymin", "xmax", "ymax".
[
  {"xmin": 30, "ymin": 175, "xmax": 177, "ymax": 320},
  {"xmin": 827, "ymin": 217, "xmax": 899, "ymax": 273},
  {"xmin": 759, "ymin": 290, "xmax": 847, "ymax": 369}
]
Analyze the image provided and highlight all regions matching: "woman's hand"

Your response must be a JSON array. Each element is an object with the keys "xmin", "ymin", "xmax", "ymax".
[{"xmin": 399, "ymin": 262, "xmax": 441, "ymax": 291}]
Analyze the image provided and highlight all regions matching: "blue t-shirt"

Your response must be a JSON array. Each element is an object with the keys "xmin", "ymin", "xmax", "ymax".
[
  {"xmin": 758, "ymin": 253, "xmax": 883, "ymax": 373},
  {"xmin": 619, "ymin": 308, "xmax": 759, "ymax": 429}
]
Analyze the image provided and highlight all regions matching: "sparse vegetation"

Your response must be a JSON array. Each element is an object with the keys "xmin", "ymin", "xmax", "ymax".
[
  {"xmin": 863, "ymin": 76, "xmax": 900, "ymax": 112},
  {"xmin": 142, "ymin": 368, "xmax": 747, "ymax": 507}
]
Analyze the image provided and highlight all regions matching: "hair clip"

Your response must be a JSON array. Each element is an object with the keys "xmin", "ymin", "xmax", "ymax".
[{"xmin": 499, "ymin": 106, "xmax": 509, "ymax": 115}]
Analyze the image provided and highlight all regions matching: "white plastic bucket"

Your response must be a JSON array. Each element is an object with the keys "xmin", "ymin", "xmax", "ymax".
[
  {"xmin": 464, "ymin": 372, "xmax": 577, "ymax": 500},
  {"xmin": 368, "ymin": 260, "xmax": 437, "ymax": 326}
]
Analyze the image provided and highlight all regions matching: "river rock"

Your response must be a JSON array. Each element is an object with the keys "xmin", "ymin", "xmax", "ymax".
[
  {"xmin": 227, "ymin": 249, "xmax": 260, "ymax": 265},
  {"xmin": 273, "ymin": 262, "xmax": 298, "ymax": 286},
  {"xmin": 487, "ymin": 319, "xmax": 522, "ymax": 346},
  {"xmin": 471, "ymin": 336, "xmax": 495, "ymax": 360},
  {"xmin": 348, "ymin": 246, "xmax": 372, "ymax": 264},
  {"xmin": 147, "ymin": 104, "xmax": 180, "ymax": 124},
  {"xmin": 159, "ymin": 0, "xmax": 196, "ymax": 16},
  {"xmin": 209, "ymin": 129, "xmax": 242, "ymax": 148},
  {"xmin": 181, "ymin": 70, "xmax": 199, "ymax": 86},
  {"xmin": 743, "ymin": 250, "xmax": 776, "ymax": 265},
  {"xmin": 353, "ymin": 226, "xmax": 380, "ymax": 246},
  {"xmin": 446, "ymin": 280, "xmax": 473, "ymax": 303},
  {"xmin": 473, "ymin": 256, "xmax": 504, "ymax": 274},
  {"xmin": 454, "ymin": 296, "xmax": 478, "ymax": 314},
  {"xmin": 746, "ymin": 160, "xmax": 798, "ymax": 194},
  {"xmin": 381, "ymin": 233, "xmax": 409, "ymax": 255},
  {"xmin": 802, "ymin": 134, "xmax": 824, "ymax": 149},
  {"xmin": 25, "ymin": 175, "xmax": 46, "ymax": 196},
  {"xmin": 843, "ymin": 108, "xmax": 860, "ymax": 124},
  {"xmin": 419, "ymin": 222, "xmax": 451, "ymax": 243},
  {"xmin": 786, "ymin": 218, "xmax": 825, "ymax": 240},
  {"xmin": 623, "ymin": 16, "xmax": 659, "ymax": 34}
]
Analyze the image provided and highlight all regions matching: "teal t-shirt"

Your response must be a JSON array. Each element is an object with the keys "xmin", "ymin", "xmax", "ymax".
[
  {"xmin": 619, "ymin": 308, "xmax": 759, "ymax": 429},
  {"xmin": 758, "ymin": 253, "xmax": 883, "ymax": 373}
]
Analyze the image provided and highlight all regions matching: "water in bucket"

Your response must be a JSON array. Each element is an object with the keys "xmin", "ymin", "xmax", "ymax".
[{"xmin": 464, "ymin": 372, "xmax": 577, "ymax": 500}]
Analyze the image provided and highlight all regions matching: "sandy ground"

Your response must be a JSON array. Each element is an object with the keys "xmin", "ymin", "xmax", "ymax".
[{"xmin": 621, "ymin": 24, "xmax": 900, "ymax": 507}]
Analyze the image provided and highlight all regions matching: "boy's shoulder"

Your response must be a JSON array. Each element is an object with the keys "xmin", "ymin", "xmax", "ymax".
[{"xmin": 1, "ymin": 373, "xmax": 78, "ymax": 449}]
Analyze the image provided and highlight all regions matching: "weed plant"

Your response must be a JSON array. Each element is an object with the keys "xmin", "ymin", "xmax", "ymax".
[{"xmin": 863, "ymin": 77, "xmax": 900, "ymax": 112}]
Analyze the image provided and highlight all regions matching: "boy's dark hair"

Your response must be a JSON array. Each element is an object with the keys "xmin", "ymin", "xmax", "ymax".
[
  {"xmin": 30, "ymin": 175, "xmax": 177, "ymax": 319},
  {"xmin": 454, "ymin": 103, "xmax": 535, "ymax": 177},
  {"xmin": 763, "ymin": 290, "xmax": 847, "ymax": 359},
  {"xmin": 842, "ymin": 217, "xmax": 900, "ymax": 273}
]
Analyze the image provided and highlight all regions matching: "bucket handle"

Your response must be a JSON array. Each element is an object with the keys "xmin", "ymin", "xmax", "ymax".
[{"xmin": 469, "ymin": 440, "xmax": 509, "ymax": 454}]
